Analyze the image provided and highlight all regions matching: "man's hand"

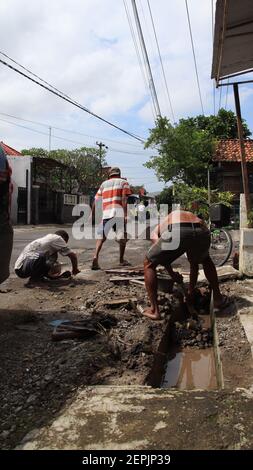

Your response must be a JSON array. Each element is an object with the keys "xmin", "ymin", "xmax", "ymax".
[{"xmin": 171, "ymin": 271, "xmax": 183, "ymax": 284}]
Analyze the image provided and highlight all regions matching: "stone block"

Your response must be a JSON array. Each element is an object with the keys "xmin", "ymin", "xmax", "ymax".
[{"xmin": 240, "ymin": 228, "xmax": 253, "ymax": 276}]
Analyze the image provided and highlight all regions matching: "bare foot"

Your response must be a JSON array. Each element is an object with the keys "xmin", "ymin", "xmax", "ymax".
[
  {"xmin": 213, "ymin": 295, "xmax": 231, "ymax": 311},
  {"xmin": 91, "ymin": 259, "xmax": 100, "ymax": 270},
  {"xmin": 143, "ymin": 308, "xmax": 162, "ymax": 320},
  {"xmin": 119, "ymin": 260, "xmax": 131, "ymax": 266}
]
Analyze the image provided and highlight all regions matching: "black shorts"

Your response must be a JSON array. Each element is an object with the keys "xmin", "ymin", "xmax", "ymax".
[
  {"xmin": 97, "ymin": 218, "xmax": 127, "ymax": 240},
  {"xmin": 15, "ymin": 253, "xmax": 57, "ymax": 280},
  {"xmin": 147, "ymin": 223, "xmax": 211, "ymax": 267}
]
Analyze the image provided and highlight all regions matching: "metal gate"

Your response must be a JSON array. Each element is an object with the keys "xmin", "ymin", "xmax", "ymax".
[
  {"xmin": 17, "ymin": 187, "xmax": 27, "ymax": 224},
  {"xmin": 38, "ymin": 185, "xmax": 57, "ymax": 224}
]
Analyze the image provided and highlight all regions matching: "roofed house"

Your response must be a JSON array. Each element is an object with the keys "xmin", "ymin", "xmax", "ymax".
[
  {"xmin": 212, "ymin": 139, "xmax": 253, "ymax": 215},
  {"xmin": 1, "ymin": 141, "xmax": 86, "ymax": 225}
]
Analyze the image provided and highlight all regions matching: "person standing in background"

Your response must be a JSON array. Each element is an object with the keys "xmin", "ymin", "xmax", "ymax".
[{"xmin": 90, "ymin": 167, "xmax": 132, "ymax": 270}]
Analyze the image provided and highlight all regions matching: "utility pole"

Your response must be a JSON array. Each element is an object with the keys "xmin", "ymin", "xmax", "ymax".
[
  {"xmin": 233, "ymin": 83, "xmax": 251, "ymax": 216},
  {"xmin": 131, "ymin": 0, "xmax": 161, "ymax": 118},
  {"xmin": 49, "ymin": 126, "xmax": 52, "ymax": 152},
  {"xmin": 96, "ymin": 141, "xmax": 108, "ymax": 178}
]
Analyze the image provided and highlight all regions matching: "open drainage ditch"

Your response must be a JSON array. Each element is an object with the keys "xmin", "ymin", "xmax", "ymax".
[{"xmin": 147, "ymin": 299, "xmax": 222, "ymax": 391}]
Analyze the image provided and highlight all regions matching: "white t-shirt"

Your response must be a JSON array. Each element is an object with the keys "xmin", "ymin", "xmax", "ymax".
[
  {"xmin": 15, "ymin": 234, "xmax": 71, "ymax": 270},
  {"xmin": 138, "ymin": 204, "xmax": 145, "ymax": 212}
]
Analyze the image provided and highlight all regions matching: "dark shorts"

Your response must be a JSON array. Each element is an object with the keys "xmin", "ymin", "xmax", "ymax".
[
  {"xmin": 147, "ymin": 223, "xmax": 211, "ymax": 267},
  {"xmin": 97, "ymin": 218, "xmax": 127, "ymax": 240},
  {"xmin": 0, "ymin": 223, "xmax": 13, "ymax": 284},
  {"xmin": 15, "ymin": 253, "xmax": 57, "ymax": 280}
]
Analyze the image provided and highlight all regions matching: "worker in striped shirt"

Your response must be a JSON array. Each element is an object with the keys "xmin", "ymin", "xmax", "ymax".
[{"xmin": 91, "ymin": 167, "xmax": 132, "ymax": 270}]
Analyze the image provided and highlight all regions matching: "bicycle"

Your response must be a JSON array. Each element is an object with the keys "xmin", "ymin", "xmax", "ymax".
[
  {"xmin": 209, "ymin": 224, "xmax": 233, "ymax": 267},
  {"xmin": 195, "ymin": 201, "xmax": 233, "ymax": 267}
]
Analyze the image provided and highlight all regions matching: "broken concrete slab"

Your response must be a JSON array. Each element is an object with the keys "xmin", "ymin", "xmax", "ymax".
[{"xmin": 181, "ymin": 266, "xmax": 242, "ymax": 285}]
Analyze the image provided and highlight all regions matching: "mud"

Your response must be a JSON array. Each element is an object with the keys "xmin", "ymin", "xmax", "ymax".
[{"xmin": 1, "ymin": 271, "xmax": 253, "ymax": 449}]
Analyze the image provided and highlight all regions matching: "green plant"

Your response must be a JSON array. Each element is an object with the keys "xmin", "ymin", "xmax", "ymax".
[{"xmin": 247, "ymin": 210, "xmax": 253, "ymax": 228}]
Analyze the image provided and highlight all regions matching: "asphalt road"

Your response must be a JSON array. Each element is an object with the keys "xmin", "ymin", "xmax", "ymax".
[{"xmin": 11, "ymin": 225, "xmax": 239, "ymax": 272}]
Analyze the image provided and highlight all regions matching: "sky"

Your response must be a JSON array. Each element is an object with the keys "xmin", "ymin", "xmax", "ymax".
[{"xmin": 1, "ymin": 0, "xmax": 253, "ymax": 193}]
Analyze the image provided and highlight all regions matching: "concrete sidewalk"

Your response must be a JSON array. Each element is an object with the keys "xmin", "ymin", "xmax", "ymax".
[{"xmin": 17, "ymin": 385, "xmax": 253, "ymax": 450}]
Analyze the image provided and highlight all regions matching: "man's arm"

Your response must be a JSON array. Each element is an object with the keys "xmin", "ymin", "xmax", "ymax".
[
  {"xmin": 89, "ymin": 186, "xmax": 102, "ymax": 222},
  {"xmin": 150, "ymin": 224, "xmax": 161, "ymax": 244},
  {"xmin": 67, "ymin": 252, "xmax": 80, "ymax": 275},
  {"xmin": 164, "ymin": 264, "xmax": 183, "ymax": 283}
]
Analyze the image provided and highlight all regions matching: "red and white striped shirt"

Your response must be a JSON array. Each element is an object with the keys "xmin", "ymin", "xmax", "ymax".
[{"xmin": 95, "ymin": 177, "xmax": 131, "ymax": 219}]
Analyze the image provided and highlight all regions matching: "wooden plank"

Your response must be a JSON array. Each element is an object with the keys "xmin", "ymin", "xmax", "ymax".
[
  {"xmin": 105, "ymin": 268, "xmax": 144, "ymax": 275},
  {"xmin": 129, "ymin": 279, "xmax": 145, "ymax": 287},
  {"xmin": 103, "ymin": 297, "xmax": 138, "ymax": 306},
  {"xmin": 109, "ymin": 276, "xmax": 144, "ymax": 283}
]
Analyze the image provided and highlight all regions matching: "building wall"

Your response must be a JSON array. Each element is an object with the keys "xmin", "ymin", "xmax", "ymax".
[
  {"xmin": 213, "ymin": 162, "xmax": 253, "ymax": 198},
  {"xmin": 7, "ymin": 155, "xmax": 32, "ymax": 224}
]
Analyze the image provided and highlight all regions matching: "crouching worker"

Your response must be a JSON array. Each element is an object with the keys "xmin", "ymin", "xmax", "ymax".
[
  {"xmin": 15, "ymin": 230, "xmax": 80, "ymax": 286},
  {"xmin": 143, "ymin": 209, "xmax": 229, "ymax": 320}
]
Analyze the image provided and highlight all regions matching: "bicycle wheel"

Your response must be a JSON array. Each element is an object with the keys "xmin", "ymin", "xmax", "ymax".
[{"xmin": 209, "ymin": 228, "xmax": 233, "ymax": 267}]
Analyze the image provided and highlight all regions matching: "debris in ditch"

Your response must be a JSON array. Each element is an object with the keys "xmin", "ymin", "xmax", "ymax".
[{"xmin": 174, "ymin": 318, "xmax": 213, "ymax": 349}]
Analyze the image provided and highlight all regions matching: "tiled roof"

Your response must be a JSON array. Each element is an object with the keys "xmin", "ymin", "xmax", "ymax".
[
  {"xmin": 213, "ymin": 139, "xmax": 253, "ymax": 162},
  {"xmin": 0, "ymin": 141, "xmax": 22, "ymax": 156}
]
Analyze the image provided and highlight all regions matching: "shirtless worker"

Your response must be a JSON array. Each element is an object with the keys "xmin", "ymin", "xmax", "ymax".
[{"xmin": 143, "ymin": 209, "xmax": 229, "ymax": 320}]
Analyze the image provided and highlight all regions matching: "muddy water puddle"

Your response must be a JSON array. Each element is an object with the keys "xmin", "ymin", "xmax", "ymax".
[{"xmin": 162, "ymin": 346, "xmax": 217, "ymax": 390}]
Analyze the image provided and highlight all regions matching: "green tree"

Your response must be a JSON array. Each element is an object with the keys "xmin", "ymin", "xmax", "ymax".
[
  {"xmin": 145, "ymin": 116, "xmax": 214, "ymax": 186},
  {"xmin": 171, "ymin": 183, "xmax": 234, "ymax": 219},
  {"xmin": 21, "ymin": 146, "xmax": 107, "ymax": 193},
  {"xmin": 144, "ymin": 109, "xmax": 251, "ymax": 187},
  {"xmin": 155, "ymin": 187, "xmax": 173, "ymax": 208},
  {"xmin": 185, "ymin": 108, "xmax": 251, "ymax": 139}
]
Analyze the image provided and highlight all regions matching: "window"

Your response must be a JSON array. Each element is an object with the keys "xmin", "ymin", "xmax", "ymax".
[
  {"xmin": 64, "ymin": 194, "xmax": 77, "ymax": 205},
  {"xmin": 79, "ymin": 195, "xmax": 90, "ymax": 204}
]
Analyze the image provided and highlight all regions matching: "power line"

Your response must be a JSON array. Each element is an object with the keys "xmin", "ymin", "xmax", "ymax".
[
  {"xmin": 123, "ymin": 0, "xmax": 156, "ymax": 121},
  {"xmin": 0, "ymin": 52, "xmax": 145, "ymax": 143},
  {"xmin": 0, "ymin": 117, "xmax": 155, "ymax": 155},
  {"xmin": 131, "ymin": 0, "xmax": 161, "ymax": 118},
  {"xmin": 146, "ymin": 0, "xmax": 176, "ymax": 124},
  {"xmin": 185, "ymin": 0, "xmax": 204, "ymax": 114},
  {"xmin": 0, "ymin": 111, "xmax": 145, "ymax": 149}
]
